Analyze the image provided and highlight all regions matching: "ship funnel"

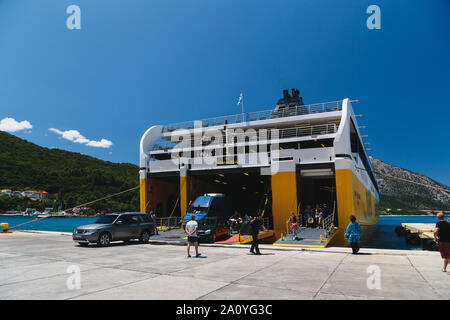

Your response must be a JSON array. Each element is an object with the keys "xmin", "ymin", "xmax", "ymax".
[{"xmin": 276, "ymin": 88, "xmax": 304, "ymax": 108}]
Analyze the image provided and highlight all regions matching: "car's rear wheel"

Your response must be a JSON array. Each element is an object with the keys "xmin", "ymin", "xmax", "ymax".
[
  {"xmin": 140, "ymin": 230, "xmax": 150, "ymax": 243},
  {"xmin": 97, "ymin": 233, "xmax": 111, "ymax": 247}
]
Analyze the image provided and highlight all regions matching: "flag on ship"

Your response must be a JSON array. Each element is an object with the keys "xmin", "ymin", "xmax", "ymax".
[{"xmin": 237, "ymin": 92, "xmax": 243, "ymax": 106}]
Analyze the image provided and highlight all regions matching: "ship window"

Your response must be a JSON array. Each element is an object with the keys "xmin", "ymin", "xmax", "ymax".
[
  {"xmin": 152, "ymin": 154, "xmax": 171, "ymax": 160},
  {"xmin": 298, "ymin": 139, "xmax": 334, "ymax": 149}
]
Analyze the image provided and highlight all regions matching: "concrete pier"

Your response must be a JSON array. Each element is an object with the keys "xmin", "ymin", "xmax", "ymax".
[{"xmin": 0, "ymin": 231, "xmax": 449, "ymax": 300}]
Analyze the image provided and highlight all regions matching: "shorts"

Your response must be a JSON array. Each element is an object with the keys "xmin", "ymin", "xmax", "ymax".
[
  {"xmin": 439, "ymin": 241, "xmax": 450, "ymax": 259},
  {"xmin": 188, "ymin": 236, "xmax": 198, "ymax": 244}
]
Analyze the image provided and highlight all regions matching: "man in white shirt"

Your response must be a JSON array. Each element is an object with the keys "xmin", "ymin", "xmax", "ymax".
[{"xmin": 185, "ymin": 215, "xmax": 201, "ymax": 258}]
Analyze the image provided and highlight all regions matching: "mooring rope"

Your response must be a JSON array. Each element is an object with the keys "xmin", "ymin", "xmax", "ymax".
[{"xmin": 8, "ymin": 185, "xmax": 140, "ymax": 230}]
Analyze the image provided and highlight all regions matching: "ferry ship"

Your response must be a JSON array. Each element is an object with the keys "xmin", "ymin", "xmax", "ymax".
[{"xmin": 139, "ymin": 89, "xmax": 379, "ymax": 247}]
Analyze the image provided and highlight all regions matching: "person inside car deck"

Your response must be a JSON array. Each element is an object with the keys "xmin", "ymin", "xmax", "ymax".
[
  {"xmin": 288, "ymin": 211, "xmax": 298, "ymax": 240},
  {"xmin": 250, "ymin": 215, "xmax": 267, "ymax": 255}
]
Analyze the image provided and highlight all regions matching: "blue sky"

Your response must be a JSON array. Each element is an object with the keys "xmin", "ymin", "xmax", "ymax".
[{"xmin": 0, "ymin": 0, "xmax": 449, "ymax": 185}]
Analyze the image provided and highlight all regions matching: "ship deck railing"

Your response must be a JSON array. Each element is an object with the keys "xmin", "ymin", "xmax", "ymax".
[
  {"xmin": 162, "ymin": 100, "xmax": 344, "ymax": 133},
  {"xmin": 322, "ymin": 214, "xmax": 335, "ymax": 238},
  {"xmin": 151, "ymin": 123, "xmax": 337, "ymax": 152},
  {"xmin": 155, "ymin": 217, "xmax": 181, "ymax": 229}
]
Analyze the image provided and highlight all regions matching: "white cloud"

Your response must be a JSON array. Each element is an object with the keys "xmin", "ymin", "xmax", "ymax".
[
  {"xmin": 0, "ymin": 117, "xmax": 33, "ymax": 132},
  {"xmin": 49, "ymin": 128, "xmax": 113, "ymax": 149},
  {"xmin": 86, "ymin": 139, "xmax": 113, "ymax": 148}
]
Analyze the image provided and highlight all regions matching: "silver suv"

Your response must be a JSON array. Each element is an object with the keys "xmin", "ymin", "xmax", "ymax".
[{"xmin": 73, "ymin": 212, "xmax": 155, "ymax": 247}]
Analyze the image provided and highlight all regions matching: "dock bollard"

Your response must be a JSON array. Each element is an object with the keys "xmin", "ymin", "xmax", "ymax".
[{"xmin": 0, "ymin": 223, "xmax": 11, "ymax": 233}]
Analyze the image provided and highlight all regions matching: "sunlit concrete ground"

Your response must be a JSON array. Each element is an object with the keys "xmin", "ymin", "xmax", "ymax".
[{"xmin": 0, "ymin": 231, "xmax": 449, "ymax": 300}]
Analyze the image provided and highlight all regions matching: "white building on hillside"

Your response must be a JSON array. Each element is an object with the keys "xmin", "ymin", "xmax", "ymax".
[{"xmin": 1, "ymin": 189, "xmax": 12, "ymax": 196}]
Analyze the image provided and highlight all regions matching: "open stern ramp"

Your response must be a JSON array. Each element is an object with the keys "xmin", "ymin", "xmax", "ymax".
[{"xmin": 274, "ymin": 226, "xmax": 337, "ymax": 248}]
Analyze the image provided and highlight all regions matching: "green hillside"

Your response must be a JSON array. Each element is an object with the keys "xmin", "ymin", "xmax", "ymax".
[{"xmin": 0, "ymin": 131, "xmax": 139, "ymax": 213}]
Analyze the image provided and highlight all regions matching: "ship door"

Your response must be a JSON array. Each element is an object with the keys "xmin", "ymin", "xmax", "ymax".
[
  {"xmin": 298, "ymin": 167, "xmax": 337, "ymax": 227},
  {"xmin": 187, "ymin": 169, "xmax": 272, "ymax": 227}
]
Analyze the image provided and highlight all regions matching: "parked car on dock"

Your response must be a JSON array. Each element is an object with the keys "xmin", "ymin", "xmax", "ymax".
[{"xmin": 73, "ymin": 212, "xmax": 155, "ymax": 247}]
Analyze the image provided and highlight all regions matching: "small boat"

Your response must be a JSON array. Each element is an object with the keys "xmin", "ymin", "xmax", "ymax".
[
  {"xmin": 37, "ymin": 211, "xmax": 52, "ymax": 218},
  {"xmin": 23, "ymin": 208, "xmax": 37, "ymax": 216}
]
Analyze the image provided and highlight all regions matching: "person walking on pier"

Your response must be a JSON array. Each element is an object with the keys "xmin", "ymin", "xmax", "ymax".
[
  {"xmin": 185, "ymin": 215, "xmax": 201, "ymax": 258},
  {"xmin": 250, "ymin": 215, "xmax": 267, "ymax": 255},
  {"xmin": 434, "ymin": 212, "xmax": 450, "ymax": 273},
  {"xmin": 344, "ymin": 215, "xmax": 362, "ymax": 254}
]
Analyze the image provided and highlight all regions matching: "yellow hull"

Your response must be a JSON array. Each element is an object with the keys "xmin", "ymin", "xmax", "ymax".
[{"xmin": 330, "ymin": 169, "xmax": 379, "ymax": 246}]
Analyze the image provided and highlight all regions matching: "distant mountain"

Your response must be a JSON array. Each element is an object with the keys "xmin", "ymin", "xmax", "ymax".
[
  {"xmin": 372, "ymin": 159, "xmax": 450, "ymax": 212},
  {"xmin": 0, "ymin": 131, "xmax": 139, "ymax": 213}
]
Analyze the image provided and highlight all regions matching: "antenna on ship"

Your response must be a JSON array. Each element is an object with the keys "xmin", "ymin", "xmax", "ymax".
[{"xmin": 242, "ymin": 91, "xmax": 244, "ymax": 121}]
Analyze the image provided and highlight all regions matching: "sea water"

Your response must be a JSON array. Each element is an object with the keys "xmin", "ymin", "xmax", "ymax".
[
  {"xmin": 0, "ymin": 215, "xmax": 97, "ymax": 233},
  {"xmin": 361, "ymin": 215, "xmax": 440, "ymax": 250}
]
